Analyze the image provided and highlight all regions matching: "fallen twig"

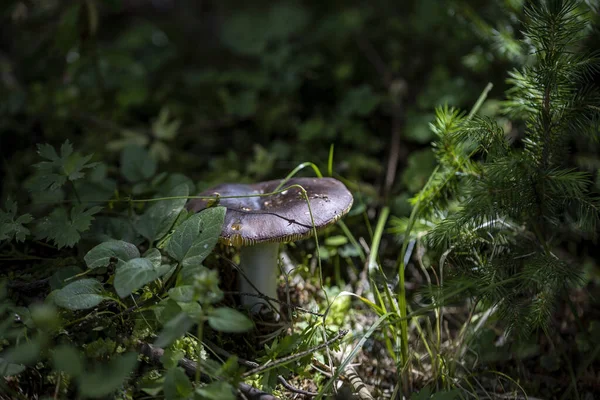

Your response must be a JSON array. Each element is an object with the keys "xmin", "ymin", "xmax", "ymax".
[
  {"xmin": 138, "ymin": 341, "xmax": 279, "ymax": 400},
  {"xmin": 277, "ymin": 375, "xmax": 318, "ymax": 397},
  {"xmin": 203, "ymin": 338, "xmax": 320, "ymax": 398},
  {"xmin": 242, "ymin": 329, "xmax": 349, "ymax": 378}
]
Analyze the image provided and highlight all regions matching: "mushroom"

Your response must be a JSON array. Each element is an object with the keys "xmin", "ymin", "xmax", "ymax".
[{"xmin": 187, "ymin": 177, "xmax": 353, "ymax": 311}]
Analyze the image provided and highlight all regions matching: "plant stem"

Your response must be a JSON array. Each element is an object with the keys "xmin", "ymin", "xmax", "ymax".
[
  {"xmin": 467, "ymin": 82, "xmax": 493, "ymax": 119},
  {"xmin": 70, "ymin": 180, "xmax": 82, "ymax": 204},
  {"xmin": 195, "ymin": 313, "xmax": 204, "ymax": 385}
]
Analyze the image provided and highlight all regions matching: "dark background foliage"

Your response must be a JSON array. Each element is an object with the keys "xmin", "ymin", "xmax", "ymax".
[{"xmin": 1, "ymin": 0, "xmax": 520, "ymax": 195}]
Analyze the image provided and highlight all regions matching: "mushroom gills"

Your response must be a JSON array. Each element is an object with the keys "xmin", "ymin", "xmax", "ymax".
[{"xmin": 238, "ymin": 242, "xmax": 280, "ymax": 310}]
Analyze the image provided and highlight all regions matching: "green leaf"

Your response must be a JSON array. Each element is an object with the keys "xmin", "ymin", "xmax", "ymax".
[
  {"xmin": 195, "ymin": 381, "xmax": 236, "ymax": 400},
  {"xmin": 160, "ymin": 348, "xmax": 185, "ymax": 369},
  {"xmin": 135, "ymin": 183, "xmax": 189, "ymax": 243},
  {"xmin": 38, "ymin": 142, "xmax": 61, "ymax": 161},
  {"xmin": 35, "ymin": 205, "xmax": 103, "ymax": 248},
  {"xmin": 1, "ymin": 335, "xmax": 44, "ymax": 365},
  {"xmin": 152, "ymin": 108, "xmax": 181, "ymax": 141},
  {"xmin": 54, "ymin": 279, "xmax": 107, "ymax": 310},
  {"xmin": 143, "ymin": 247, "xmax": 162, "ymax": 268},
  {"xmin": 163, "ymin": 367, "xmax": 193, "ymax": 400},
  {"xmin": 178, "ymin": 301, "xmax": 203, "ymax": 321},
  {"xmin": 26, "ymin": 140, "xmax": 98, "ymax": 192},
  {"xmin": 221, "ymin": 2, "xmax": 308, "ymax": 56},
  {"xmin": 114, "ymin": 258, "xmax": 159, "ymax": 298},
  {"xmin": 84, "ymin": 240, "xmax": 140, "ymax": 269},
  {"xmin": 154, "ymin": 299, "xmax": 183, "ymax": 325},
  {"xmin": 52, "ymin": 345, "xmax": 84, "ymax": 377},
  {"xmin": 120, "ymin": 145, "xmax": 157, "ymax": 183},
  {"xmin": 168, "ymin": 285, "xmax": 195, "ymax": 303},
  {"xmin": 78, "ymin": 352, "xmax": 138, "ymax": 398},
  {"xmin": 74, "ymin": 163, "xmax": 117, "ymax": 203},
  {"xmin": 49, "ymin": 266, "xmax": 82, "ymax": 290},
  {"xmin": 0, "ymin": 199, "xmax": 33, "ymax": 243},
  {"xmin": 0, "ymin": 358, "xmax": 25, "ymax": 376},
  {"xmin": 401, "ymin": 149, "xmax": 437, "ymax": 193},
  {"xmin": 154, "ymin": 312, "xmax": 194, "ymax": 348},
  {"xmin": 167, "ymin": 207, "xmax": 225, "ymax": 267},
  {"xmin": 207, "ymin": 307, "xmax": 253, "ymax": 333},
  {"xmin": 149, "ymin": 141, "xmax": 171, "ymax": 163},
  {"xmin": 29, "ymin": 303, "xmax": 60, "ymax": 332},
  {"xmin": 338, "ymin": 84, "xmax": 381, "ymax": 117},
  {"xmin": 324, "ymin": 235, "xmax": 348, "ymax": 247},
  {"xmin": 159, "ymin": 174, "xmax": 196, "ymax": 196},
  {"xmin": 220, "ymin": 90, "xmax": 258, "ymax": 118}
]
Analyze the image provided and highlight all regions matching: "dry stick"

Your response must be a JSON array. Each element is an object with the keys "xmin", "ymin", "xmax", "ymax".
[
  {"xmin": 204, "ymin": 339, "xmax": 259, "ymax": 369},
  {"xmin": 138, "ymin": 342, "xmax": 279, "ymax": 400},
  {"xmin": 277, "ymin": 375, "xmax": 319, "ymax": 397},
  {"xmin": 242, "ymin": 329, "xmax": 349, "ymax": 378},
  {"xmin": 205, "ymin": 338, "xmax": 319, "ymax": 397}
]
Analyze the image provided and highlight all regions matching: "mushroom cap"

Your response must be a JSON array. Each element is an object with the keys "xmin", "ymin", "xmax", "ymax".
[{"xmin": 187, "ymin": 177, "xmax": 353, "ymax": 247}]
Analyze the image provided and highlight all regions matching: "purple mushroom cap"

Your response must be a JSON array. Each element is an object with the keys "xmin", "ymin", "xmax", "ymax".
[{"xmin": 187, "ymin": 177, "xmax": 354, "ymax": 246}]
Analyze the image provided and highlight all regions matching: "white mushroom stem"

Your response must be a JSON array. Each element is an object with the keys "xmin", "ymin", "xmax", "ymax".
[{"xmin": 239, "ymin": 242, "xmax": 280, "ymax": 310}]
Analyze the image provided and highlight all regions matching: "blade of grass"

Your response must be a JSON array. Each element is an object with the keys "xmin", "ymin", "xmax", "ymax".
[
  {"xmin": 316, "ymin": 313, "xmax": 393, "ymax": 399},
  {"xmin": 328, "ymin": 144, "xmax": 334, "ymax": 177}
]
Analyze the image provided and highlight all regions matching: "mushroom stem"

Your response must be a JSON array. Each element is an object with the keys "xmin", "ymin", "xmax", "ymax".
[{"xmin": 239, "ymin": 242, "xmax": 280, "ymax": 310}]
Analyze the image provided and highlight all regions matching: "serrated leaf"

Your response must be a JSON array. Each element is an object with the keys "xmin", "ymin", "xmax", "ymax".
[
  {"xmin": 135, "ymin": 183, "xmax": 189, "ymax": 243},
  {"xmin": 167, "ymin": 207, "xmax": 225, "ymax": 267},
  {"xmin": 207, "ymin": 307, "xmax": 253, "ymax": 333},
  {"xmin": 37, "ymin": 143, "xmax": 60, "ymax": 161},
  {"xmin": 26, "ymin": 140, "xmax": 98, "ymax": 192},
  {"xmin": 120, "ymin": 145, "xmax": 157, "ymax": 183},
  {"xmin": 78, "ymin": 352, "xmax": 138, "ymax": 398},
  {"xmin": 26, "ymin": 172, "xmax": 66, "ymax": 193},
  {"xmin": 0, "ymin": 200, "xmax": 33, "ymax": 242},
  {"xmin": 35, "ymin": 205, "xmax": 103, "ymax": 248},
  {"xmin": 163, "ymin": 367, "xmax": 193, "ymax": 400},
  {"xmin": 195, "ymin": 381, "xmax": 236, "ymax": 400},
  {"xmin": 85, "ymin": 240, "xmax": 140, "ymax": 269},
  {"xmin": 54, "ymin": 279, "xmax": 107, "ymax": 310},
  {"xmin": 114, "ymin": 258, "xmax": 159, "ymax": 298},
  {"xmin": 52, "ymin": 345, "xmax": 84, "ymax": 377},
  {"xmin": 154, "ymin": 312, "xmax": 193, "ymax": 348}
]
